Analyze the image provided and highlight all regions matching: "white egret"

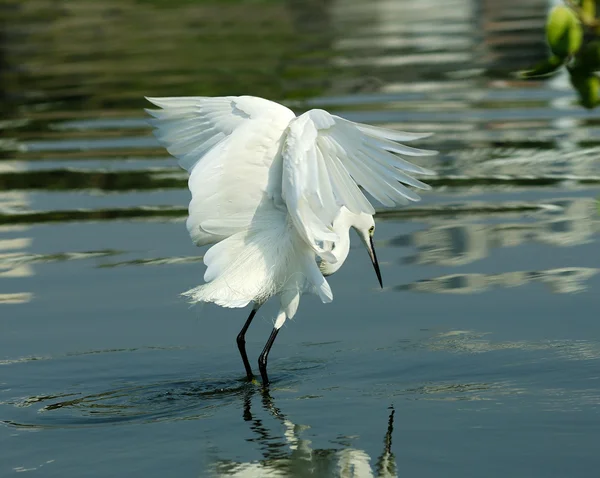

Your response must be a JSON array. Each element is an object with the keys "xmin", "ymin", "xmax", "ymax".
[{"xmin": 146, "ymin": 95, "xmax": 435, "ymax": 385}]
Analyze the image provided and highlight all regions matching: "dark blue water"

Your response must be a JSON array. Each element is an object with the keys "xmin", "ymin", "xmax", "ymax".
[{"xmin": 1, "ymin": 0, "xmax": 599, "ymax": 476}]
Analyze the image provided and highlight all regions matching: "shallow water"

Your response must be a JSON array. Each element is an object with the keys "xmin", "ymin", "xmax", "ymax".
[{"xmin": 1, "ymin": 0, "xmax": 600, "ymax": 476}]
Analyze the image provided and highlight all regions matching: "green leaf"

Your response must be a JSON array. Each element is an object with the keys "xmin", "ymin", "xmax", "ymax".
[
  {"xmin": 577, "ymin": 40, "xmax": 600, "ymax": 71},
  {"xmin": 517, "ymin": 56, "xmax": 564, "ymax": 78},
  {"xmin": 546, "ymin": 5, "xmax": 583, "ymax": 59},
  {"xmin": 581, "ymin": 0, "xmax": 596, "ymax": 22},
  {"xmin": 569, "ymin": 70, "xmax": 600, "ymax": 108}
]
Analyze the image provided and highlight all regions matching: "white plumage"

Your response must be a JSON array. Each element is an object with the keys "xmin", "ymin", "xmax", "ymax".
[{"xmin": 146, "ymin": 95, "xmax": 435, "ymax": 385}]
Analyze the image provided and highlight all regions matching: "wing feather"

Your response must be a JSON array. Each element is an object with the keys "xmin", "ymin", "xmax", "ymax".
[
  {"xmin": 364, "ymin": 134, "xmax": 437, "ymax": 157},
  {"xmin": 360, "ymin": 140, "xmax": 435, "ymax": 176},
  {"xmin": 314, "ymin": 147, "xmax": 336, "ymax": 211},
  {"xmin": 282, "ymin": 109, "xmax": 436, "ymax": 257},
  {"xmin": 149, "ymin": 96, "xmax": 436, "ymax": 260},
  {"xmin": 320, "ymin": 136, "xmax": 374, "ymax": 214},
  {"xmin": 147, "ymin": 96, "xmax": 295, "ymax": 246},
  {"xmin": 354, "ymin": 123, "xmax": 432, "ymax": 142},
  {"xmin": 146, "ymin": 95, "xmax": 293, "ymax": 173}
]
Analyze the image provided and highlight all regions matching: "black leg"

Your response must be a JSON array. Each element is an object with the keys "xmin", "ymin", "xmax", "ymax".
[
  {"xmin": 237, "ymin": 306, "xmax": 259, "ymax": 381},
  {"xmin": 258, "ymin": 327, "xmax": 280, "ymax": 387}
]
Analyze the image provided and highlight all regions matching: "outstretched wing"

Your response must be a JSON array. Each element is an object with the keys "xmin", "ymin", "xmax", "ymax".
[
  {"xmin": 146, "ymin": 96, "xmax": 295, "ymax": 245},
  {"xmin": 146, "ymin": 95, "xmax": 293, "ymax": 172},
  {"xmin": 282, "ymin": 109, "xmax": 436, "ymax": 258}
]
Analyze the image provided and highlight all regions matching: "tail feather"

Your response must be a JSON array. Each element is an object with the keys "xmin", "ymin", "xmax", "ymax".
[
  {"xmin": 182, "ymin": 229, "xmax": 277, "ymax": 308},
  {"xmin": 183, "ymin": 211, "xmax": 331, "ymax": 311}
]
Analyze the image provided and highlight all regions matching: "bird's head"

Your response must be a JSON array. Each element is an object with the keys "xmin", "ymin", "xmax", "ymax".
[
  {"xmin": 351, "ymin": 213, "xmax": 383, "ymax": 288},
  {"xmin": 319, "ymin": 209, "xmax": 382, "ymax": 288}
]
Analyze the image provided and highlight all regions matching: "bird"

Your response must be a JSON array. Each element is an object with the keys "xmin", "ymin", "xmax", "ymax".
[{"xmin": 145, "ymin": 95, "xmax": 435, "ymax": 386}]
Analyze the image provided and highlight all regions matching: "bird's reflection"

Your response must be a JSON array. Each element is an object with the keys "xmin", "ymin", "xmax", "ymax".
[{"xmin": 212, "ymin": 389, "xmax": 397, "ymax": 478}]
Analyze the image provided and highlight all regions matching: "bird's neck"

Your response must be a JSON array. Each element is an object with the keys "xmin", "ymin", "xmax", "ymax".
[{"xmin": 319, "ymin": 212, "xmax": 353, "ymax": 276}]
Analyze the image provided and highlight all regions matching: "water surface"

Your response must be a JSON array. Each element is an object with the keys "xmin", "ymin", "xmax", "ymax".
[{"xmin": 1, "ymin": 0, "xmax": 599, "ymax": 476}]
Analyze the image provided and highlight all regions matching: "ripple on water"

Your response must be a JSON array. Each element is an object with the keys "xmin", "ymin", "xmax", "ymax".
[
  {"xmin": 0, "ymin": 347, "xmax": 333, "ymax": 431},
  {"xmin": 2, "ymin": 377, "xmax": 254, "ymax": 429}
]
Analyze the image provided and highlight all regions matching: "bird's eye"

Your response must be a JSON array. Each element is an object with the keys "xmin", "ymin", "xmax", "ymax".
[{"xmin": 368, "ymin": 226, "xmax": 375, "ymax": 235}]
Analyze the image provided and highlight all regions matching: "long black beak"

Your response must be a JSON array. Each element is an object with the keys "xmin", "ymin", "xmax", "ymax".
[{"xmin": 368, "ymin": 236, "xmax": 383, "ymax": 288}]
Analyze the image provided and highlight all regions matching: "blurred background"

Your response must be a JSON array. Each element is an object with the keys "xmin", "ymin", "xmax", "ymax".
[{"xmin": 1, "ymin": 0, "xmax": 599, "ymax": 477}]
